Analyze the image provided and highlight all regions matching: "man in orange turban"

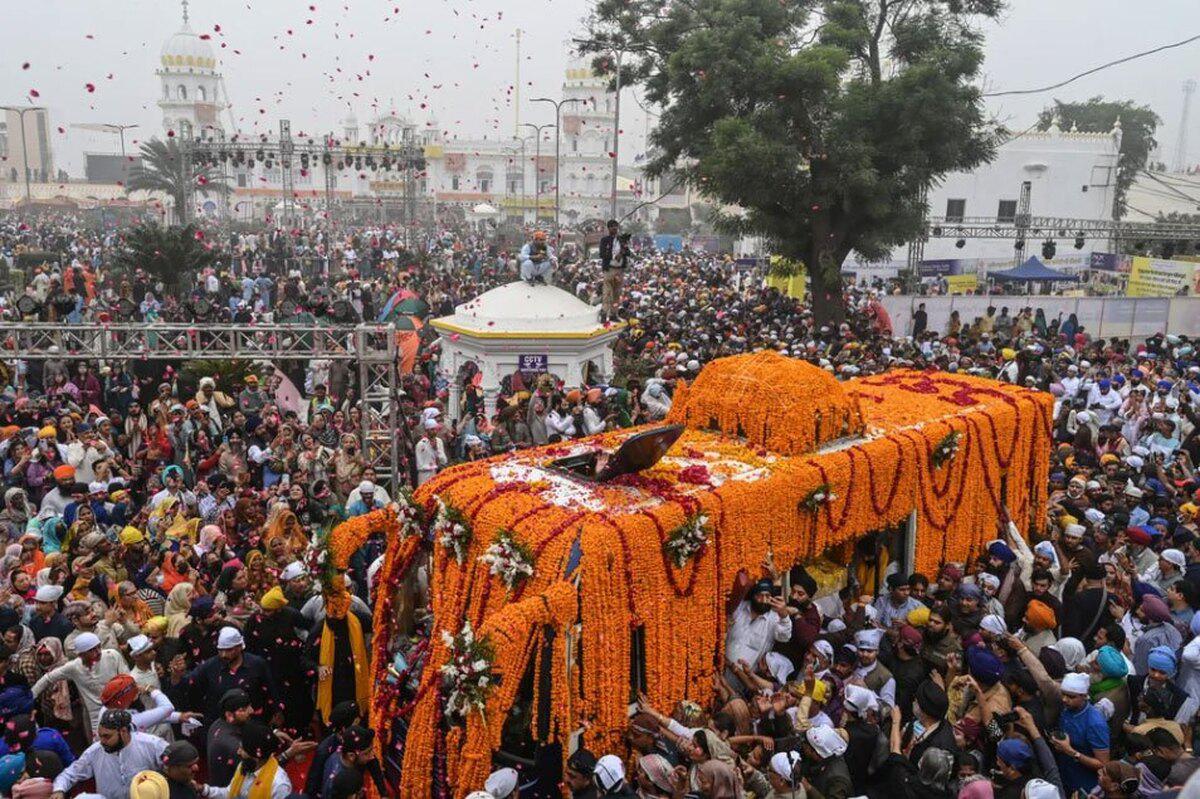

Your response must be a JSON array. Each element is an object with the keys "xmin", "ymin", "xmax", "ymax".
[{"xmin": 1022, "ymin": 599, "xmax": 1057, "ymax": 655}]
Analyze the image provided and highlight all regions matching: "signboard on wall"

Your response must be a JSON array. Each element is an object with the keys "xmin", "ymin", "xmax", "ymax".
[{"xmin": 519, "ymin": 354, "xmax": 548, "ymax": 372}]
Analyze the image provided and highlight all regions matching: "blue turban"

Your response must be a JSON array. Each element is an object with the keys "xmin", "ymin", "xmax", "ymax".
[
  {"xmin": 189, "ymin": 595, "xmax": 216, "ymax": 619},
  {"xmin": 1148, "ymin": 646, "xmax": 1178, "ymax": 676},
  {"xmin": 0, "ymin": 686, "xmax": 34, "ymax": 718},
  {"xmin": 1158, "ymin": 380, "xmax": 1173, "ymax": 391},
  {"xmin": 1096, "ymin": 646, "xmax": 1128, "ymax": 679},
  {"xmin": 1099, "ymin": 379, "xmax": 1112, "ymax": 390},
  {"xmin": 1133, "ymin": 581, "xmax": 1164, "ymax": 604},
  {"xmin": 1132, "ymin": 369, "xmax": 1145, "ymax": 379},
  {"xmin": 1113, "ymin": 374, "xmax": 1126, "ymax": 385},
  {"xmin": 997, "ymin": 738, "xmax": 1033, "ymax": 771},
  {"xmin": 0, "ymin": 752, "xmax": 24, "ymax": 793},
  {"xmin": 988, "ymin": 541, "xmax": 1017, "ymax": 565},
  {"xmin": 967, "ymin": 645, "xmax": 1004, "ymax": 687},
  {"xmin": 162, "ymin": 464, "xmax": 184, "ymax": 486}
]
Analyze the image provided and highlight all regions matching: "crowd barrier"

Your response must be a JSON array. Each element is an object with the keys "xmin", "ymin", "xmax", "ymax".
[{"xmin": 879, "ymin": 295, "xmax": 1200, "ymax": 340}]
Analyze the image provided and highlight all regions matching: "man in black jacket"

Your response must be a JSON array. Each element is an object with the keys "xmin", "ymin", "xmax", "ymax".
[{"xmin": 598, "ymin": 219, "xmax": 629, "ymax": 323}]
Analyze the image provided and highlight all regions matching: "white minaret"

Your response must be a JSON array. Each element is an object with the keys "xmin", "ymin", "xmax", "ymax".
[
  {"xmin": 157, "ymin": 0, "xmax": 227, "ymax": 137},
  {"xmin": 560, "ymin": 56, "xmax": 617, "ymax": 224}
]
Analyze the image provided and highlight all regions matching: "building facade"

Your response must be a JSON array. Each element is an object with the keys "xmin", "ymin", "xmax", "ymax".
[
  {"xmin": 157, "ymin": 5, "xmax": 229, "ymax": 137},
  {"xmin": 0, "ymin": 108, "xmax": 54, "ymax": 185}
]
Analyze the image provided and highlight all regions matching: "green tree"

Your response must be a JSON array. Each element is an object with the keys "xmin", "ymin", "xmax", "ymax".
[
  {"xmin": 125, "ymin": 137, "xmax": 228, "ymax": 224},
  {"xmin": 583, "ymin": 0, "xmax": 1002, "ymax": 323},
  {"xmin": 111, "ymin": 223, "xmax": 218, "ymax": 290},
  {"xmin": 1036, "ymin": 98, "xmax": 1160, "ymax": 219}
]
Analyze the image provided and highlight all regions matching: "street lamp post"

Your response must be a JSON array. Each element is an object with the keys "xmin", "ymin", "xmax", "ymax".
[
  {"xmin": 531, "ymin": 98, "xmax": 582, "ymax": 238},
  {"xmin": 0, "ymin": 105, "xmax": 46, "ymax": 204},
  {"xmin": 608, "ymin": 50, "xmax": 623, "ymax": 221},
  {"xmin": 520, "ymin": 122, "xmax": 554, "ymax": 226}
]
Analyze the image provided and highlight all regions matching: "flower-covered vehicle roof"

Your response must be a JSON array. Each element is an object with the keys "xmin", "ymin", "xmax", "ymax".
[{"xmin": 368, "ymin": 353, "xmax": 1054, "ymax": 798}]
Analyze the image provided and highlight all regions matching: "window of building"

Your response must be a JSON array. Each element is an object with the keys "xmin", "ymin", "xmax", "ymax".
[
  {"xmin": 996, "ymin": 199, "xmax": 1017, "ymax": 223},
  {"xmin": 571, "ymin": 138, "xmax": 578, "ymax": 153},
  {"xmin": 507, "ymin": 173, "xmax": 523, "ymax": 194},
  {"xmin": 945, "ymin": 198, "xmax": 966, "ymax": 222},
  {"xmin": 451, "ymin": 175, "xmax": 460, "ymax": 191},
  {"xmin": 178, "ymin": 85, "xmax": 187, "ymax": 100},
  {"xmin": 476, "ymin": 169, "xmax": 493, "ymax": 193},
  {"xmin": 197, "ymin": 86, "xmax": 207, "ymax": 102}
]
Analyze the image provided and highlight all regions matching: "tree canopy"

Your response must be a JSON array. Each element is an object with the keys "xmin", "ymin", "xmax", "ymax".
[
  {"xmin": 584, "ymin": 0, "xmax": 1003, "ymax": 321},
  {"xmin": 111, "ymin": 223, "xmax": 218, "ymax": 290},
  {"xmin": 1036, "ymin": 97, "xmax": 1159, "ymax": 220},
  {"xmin": 125, "ymin": 138, "xmax": 228, "ymax": 224}
]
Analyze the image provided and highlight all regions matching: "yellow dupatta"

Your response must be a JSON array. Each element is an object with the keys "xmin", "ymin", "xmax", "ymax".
[
  {"xmin": 226, "ymin": 755, "xmax": 280, "ymax": 799},
  {"xmin": 316, "ymin": 590, "xmax": 369, "ymax": 723}
]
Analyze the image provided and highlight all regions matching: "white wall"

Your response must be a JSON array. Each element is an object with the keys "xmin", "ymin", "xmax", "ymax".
[{"xmin": 921, "ymin": 125, "xmax": 1122, "ymax": 262}]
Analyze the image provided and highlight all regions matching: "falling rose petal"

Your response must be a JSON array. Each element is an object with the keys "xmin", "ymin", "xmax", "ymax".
[
  {"xmin": 85, "ymin": 83, "xmax": 96, "ymax": 93},
  {"xmin": 21, "ymin": 63, "xmax": 30, "ymax": 70},
  {"xmin": 194, "ymin": 230, "xmax": 205, "ymax": 240},
  {"xmin": 29, "ymin": 89, "xmax": 39, "ymax": 97},
  {"xmin": 57, "ymin": 126, "xmax": 64, "ymax": 133}
]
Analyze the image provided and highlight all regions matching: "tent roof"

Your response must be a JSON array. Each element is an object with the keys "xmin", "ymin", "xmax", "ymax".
[{"xmin": 988, "ymin": 257, "xmax": 1078, "ymax": 282}]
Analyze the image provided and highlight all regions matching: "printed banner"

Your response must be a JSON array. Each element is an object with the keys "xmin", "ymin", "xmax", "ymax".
[{"xmin": 1128, "ymin": 256, "xmax": 1194, "ymax": 297}]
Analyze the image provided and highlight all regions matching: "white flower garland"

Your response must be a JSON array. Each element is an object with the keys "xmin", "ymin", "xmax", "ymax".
[
  {"xmin": 439, "ymin": 622, "xmax": 493, "ymax": 721},
  {"xmin": 479, "ymin": 530, "xmax": 535, "ymax": 589},
  {"xmin": 663, "ymin": 513, "xmax": 710, "ymax": 567},
  {"xmin": 433, "ymin": 497, "xmax": 472, "ymax": 563}
]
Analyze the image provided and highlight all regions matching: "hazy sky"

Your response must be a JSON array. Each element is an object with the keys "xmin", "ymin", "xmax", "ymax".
[{"xmin": 2, "ymin": 0, "xmax": 1198, "ymax": 176}]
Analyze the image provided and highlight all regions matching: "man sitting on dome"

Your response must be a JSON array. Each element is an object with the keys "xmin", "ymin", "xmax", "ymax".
[{"xmin": 519, "ymin": 231, "xmax": 556, "ymax": 284}]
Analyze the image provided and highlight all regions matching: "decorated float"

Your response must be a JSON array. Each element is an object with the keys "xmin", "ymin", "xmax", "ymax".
[{"xmin": 352, "ymin": 352, "xmax": 1053, "ymax": 797}]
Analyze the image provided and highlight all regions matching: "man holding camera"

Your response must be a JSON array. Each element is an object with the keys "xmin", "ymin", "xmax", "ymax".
[{"xmin": 598, "ymin": 219, "xmax": 630, "ymax": 323}]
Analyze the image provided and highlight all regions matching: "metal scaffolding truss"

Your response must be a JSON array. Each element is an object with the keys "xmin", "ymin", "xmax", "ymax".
[
  {"xmin": 0, "ymin": 323, "xmax": 403, "ymax": 490},
  {"xmin": 925, "ymin": 215, "xmax": 1200, "ymax": 241}
]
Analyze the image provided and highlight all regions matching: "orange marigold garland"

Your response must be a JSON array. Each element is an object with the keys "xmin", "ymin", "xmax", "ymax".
[{"xmin": 376, "ymin": 364, "xmax": 1053, "ymax": 797}]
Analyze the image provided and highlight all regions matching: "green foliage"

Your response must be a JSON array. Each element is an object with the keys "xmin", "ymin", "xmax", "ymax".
[
  {"xmin": 178, "ymin": 359, "xmax": 257, "ymax": 396},
  {"xmin": 1036, "ymin": 98, "xmax": 1160, "ymax": 220},
  {"xmin": 111, "ymin": 223, "xmax": 219, "ymax": 290},
  {"xmin": 583, "ymin": 0, "xmax": 1002, "ymax": 322},
  {"xmin": 124, "ymin": 138, "xmax": 229, "ymax": 224}
]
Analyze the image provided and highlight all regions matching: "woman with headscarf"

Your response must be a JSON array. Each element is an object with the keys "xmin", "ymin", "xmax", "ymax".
[
  {"xmin": 163, "ymin": 582, "xmax": 195, "ymax": 639},
  {"xmin": 0, "ymin": 488, "xmax": 31, "ymax": 542},
  {"xmin": 243, "ymin": 549, "xmax": 273, "ymax": 599},
  {"xmin": 15, "ymin": 638, "xmax": 74, "ymax": 733},
  {"xmin": 634, "ymin": 753, "xmax": 677, "ymax": 799},
  {"xmin": 213, "ymin": 563, "xmax": 254, "ymax": 623},
  {"xmin": 688, "ymin": 760, "xmax": 742, "ymax": 799},
  {"xmin": 262, "ymin": 507, "xmax": 309, "ymax": 561}
]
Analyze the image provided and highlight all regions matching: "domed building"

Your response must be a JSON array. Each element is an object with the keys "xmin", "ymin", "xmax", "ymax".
[{"xmin": 156, "ymin": 1, "xmax": 229, "ymax": 137}]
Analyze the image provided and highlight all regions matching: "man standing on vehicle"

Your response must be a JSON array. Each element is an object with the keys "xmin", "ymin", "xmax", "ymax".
[{"xmin": 598, "ymin": 219, "xmax": 629, "ymax": 323}]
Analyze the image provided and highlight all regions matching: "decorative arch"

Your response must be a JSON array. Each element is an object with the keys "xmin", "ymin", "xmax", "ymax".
[{"xmin": 177, "ymin": 84, "xmax": 188, "ymax": 100}]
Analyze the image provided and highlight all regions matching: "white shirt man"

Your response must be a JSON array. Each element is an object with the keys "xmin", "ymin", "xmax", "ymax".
[
  {"xmin": 52, "ymin": 712, "xmax": 167, "ymax": 799},
  {"xmin": 33, "ymin": 633, "xmax": 129, "ymax": 732},
  {"xmin": 415, "ymin": 423, "xmax": 448, "ymax": 486},
  {"xmin": 725, "ymin": 580, "xmax": 792, "ymax": 668}
]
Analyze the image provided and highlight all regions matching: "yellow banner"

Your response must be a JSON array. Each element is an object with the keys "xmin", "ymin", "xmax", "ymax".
[
  {"xmin": 946, "ymin": 273, "xmax": 978, "ymax": 294},
  {"xmin": 765, "ymin": 257, "xmax": 807, "ymax": 301},
  {"xmin": 1128, "ymin": 256, "xmax": 1195, "ymax": 297}
]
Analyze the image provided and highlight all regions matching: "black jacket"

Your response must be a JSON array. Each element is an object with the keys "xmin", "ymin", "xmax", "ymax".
[{"xmin": 599, "ymin": 235, "xmax": 629, "ymax": 270}]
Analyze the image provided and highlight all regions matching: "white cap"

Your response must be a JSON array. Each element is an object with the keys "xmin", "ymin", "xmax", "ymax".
[
  {"xmin": 1084, "ymin": 508, "xmax": 1106, "ymax": 525},
  {"xmin": 423, "ymin": 418, "xmax": 440, "ymax": 430},
  {"xmin": 465, "ymin": 794, "xmax": 495, "ymax": 799},
  {"xmin": 1063, "ymin": 523, "xmax": 1086, "ymax": 539},
  {"xmin": 1162, "ymin": 549, "xmax": 1187, "ymax": 569},
  {"xmin": 1085, "ymin": 480, "xmax": 1101, "ymax": 491},
  {"xmin": 1125, "ymin": 485, "xmax": 1144, "ymax": 499},
  {"xmin": 854, "ymin": 629, "xmax": 883, "ymax": 650},
  {"xmin": 1126, "ymin": 455, "xmax": 1145, "ymax": 470},
  {"xmin": 770, "ymin": 751, "xmax": 803, "ymax": 782},
  {"xmin": 981, "ymin": 614, "xmax": 1007, "ymax": 636},
  {"xmin": 806, "ymin": 725, "xmax": 848, "ymax": 758},
  {"xmin": 34, "ymin": 584, "xmax": 63, "ymax": 603},
  {"xmin": 74, "ymin": 632, "xmax": 101, "ymax": 653},
  {"xmin": 216, "ymin": 627, "xmax": 244, "ymax": 650},
  {"xmin": 485, "ymin": 767, "xmax": 518, "ymax": 799},
  {"xmin": 593, "ymin": 755, "xmax": 625, "ymax": 791},
  {"xmin": 1060, "ymin": 672, "xmax": 1090, "ymax": 695},
  {"xmin": 358, "ymin": 480, "xmax": 375, "ymax": 494},
  {"xmin": 87, "ymin": 481, "xmax": 106, "ymax": 494},
  {"xmin": 1075, "ymin": 411, "xmax": 1091, "ymax": 424},
  {"xmin": 843, "ymin": 684, "xmax": 879, "ymax": 715},
  {"xmin": 1024, "ymin": 778, "xmax": 1062, "ymax": 799},
  {"xmin": 280, "ymin": 562, "xmax": 306, "ymax": 582},
  {"xmin": 128, "ymin": 634, "xmax": 153, "ymax": 657}
]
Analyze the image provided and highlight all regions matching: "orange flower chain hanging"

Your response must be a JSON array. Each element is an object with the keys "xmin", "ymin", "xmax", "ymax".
[{"xmin": 367, "ymin": 354, "xmax": 1053, "ymax": 799}]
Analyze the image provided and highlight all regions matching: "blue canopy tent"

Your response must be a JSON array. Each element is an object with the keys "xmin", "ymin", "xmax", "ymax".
[{"xmin": 988, "ymin": 257, "xmax": 1079, "ymax": 283}]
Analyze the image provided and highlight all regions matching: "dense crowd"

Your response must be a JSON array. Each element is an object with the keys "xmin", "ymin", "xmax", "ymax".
[{"xmin": 0, "ymin": 212, "xmax": 1199, "ymax": 799}]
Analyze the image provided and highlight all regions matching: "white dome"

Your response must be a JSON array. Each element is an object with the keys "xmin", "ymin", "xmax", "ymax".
[
  {"xmin": 160, "ymin": 24, "xmax": 218, "ymax": 71},
  {"xmin": 434, "ymin": 282, "xmax": 605, "ymax": 335}
]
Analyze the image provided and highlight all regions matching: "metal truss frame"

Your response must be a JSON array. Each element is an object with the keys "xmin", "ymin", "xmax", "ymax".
[
  {"xmin": 0, "ymin": 323, "xmax": 403, "ymax": 490},
  {"xmin": 925, "ymin": 215, "xmax": 1200, "ymax": 241}
]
